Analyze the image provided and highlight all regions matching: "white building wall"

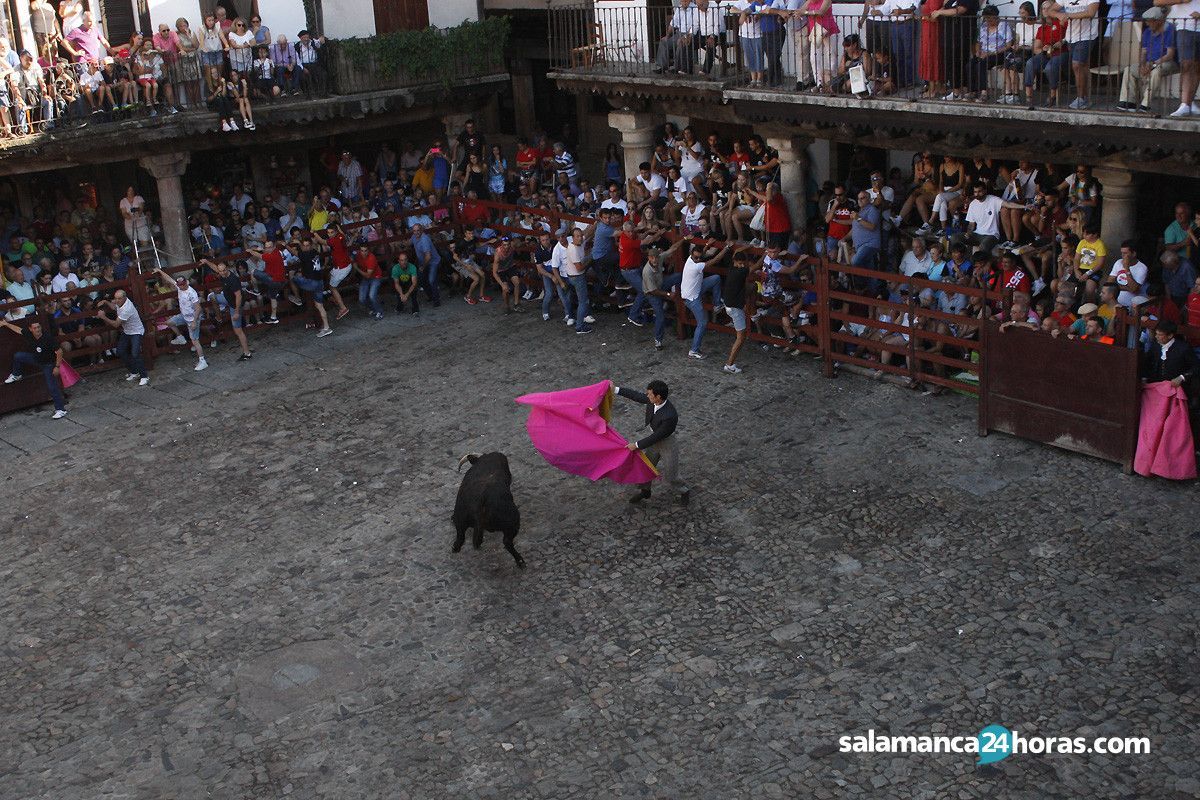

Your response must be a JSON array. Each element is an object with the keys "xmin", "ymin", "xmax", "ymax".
[
  {"xmin": 319, "ymin": 0, "xmax": 375, "ymax": 38},
  {"xmin": 139, "ymin": 1, "xmax": 308, "ymax": 39},
  {"xmin": 428, "ymin": 0, "xmax": 479, "ymax": 28}
]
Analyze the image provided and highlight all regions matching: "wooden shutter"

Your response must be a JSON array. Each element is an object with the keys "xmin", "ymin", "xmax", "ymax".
[{"xmin": 373, "ymin": 0, "xmax": 429, "ymax": 34}]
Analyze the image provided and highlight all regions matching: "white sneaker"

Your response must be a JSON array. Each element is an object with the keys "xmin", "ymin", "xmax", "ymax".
[
  {"xmin": 583, "ymin": 315, "xmax": 596, "ymax": 324},
  {"xmin": 1192, "ymin": 101, "xmax": 1200, "ymax": 115},
  {"xmin": 221, "ymin": 120, "xmax": 231, "ymax": 132},
  {"xmin": 244, "ymin": 120, "xmax": 256, "ymax": 130},
  {"xmin": 316, "ymin": 327, "xmax": 333, "ymax": 337},
  {"xmin": 229, "ymin": 119, "xmax": 239, "ymax": 130},
  {"xmin": 194, "ymin": 358, "xmax": 208, "ymax": 371},
  {"xmin": 915, "ymin": 223, "xmax": 932, "ymax": 235},
  {"xmin": 687, "ymin": 350, "xmax": 705, "ymax": 359},
  {"xmin": 566, "ymin": 318, "xmax": 575, "ymax": 326},
  {"xmin": 3, "ymin": 373, "xmax": 19, "ymax": 383},
  {"xmin": 1032, "ymin": 278, "xmax": 1046, "ymax": 296},
  {"xmin": 542, "ymin": 313, "xmax": 550, "ymax": 321},
  {"xmin": 723, "ymin": 363, "xmax": 742, "ymax": 374},
  {"xmin": 138, "ymin": 377, "xmax": 150, "ymax": 386},
  {"xmin": 125, "ymin": 373, "xmax": 137, "ymax": 381},
  {"xmin": 52, "ymin": 409, "xmax": 68, "ymax": 419},
  {"xmin": 169, "ymin": 335, "xmax": 186, "ymax": 346},
  {"xmin": 1170, "ymin": 103, "xmax": 1192, "ymax": 117},
  {"xmin": 654, "ymin": 339, "xmax": 663, "ymax": 350}
]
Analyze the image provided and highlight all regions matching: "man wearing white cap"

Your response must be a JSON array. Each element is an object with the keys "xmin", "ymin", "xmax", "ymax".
[{"xmin": 1117, "ymin": 7, "xmax": 1179, "ymax": 112}]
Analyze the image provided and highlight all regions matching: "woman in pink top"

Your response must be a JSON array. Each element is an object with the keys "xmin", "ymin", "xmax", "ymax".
[{"xmin": 793, "ymin": 0, "xmax": 840, "ymax": 91}]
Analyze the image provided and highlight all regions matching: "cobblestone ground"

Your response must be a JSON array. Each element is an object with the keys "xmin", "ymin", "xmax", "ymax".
[{"xmin": 0, "ymin": 299, "xmax": 1197, "ymax": 800}]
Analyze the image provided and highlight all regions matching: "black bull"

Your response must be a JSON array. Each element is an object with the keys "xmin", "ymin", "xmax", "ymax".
[{"xmin": 452, "ymin": 452, "xmax": 524, "ymax": 568}]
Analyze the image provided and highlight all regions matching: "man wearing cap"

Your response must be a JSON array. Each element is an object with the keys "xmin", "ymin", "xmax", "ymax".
[
  {"xmin": 157, "ymin": 267, "xmax": 207, "ymax": 372},
  {"xmin": 1118, "ymin": 7, "xmax": 1178, "ymax": 112},
  {"xmin": 1069, "ymin": 301, "xmax": 1103, "ymax": 336},
  {"xmin": 296, "ymin": 29, "xmax": 327, "ymax": 96}
]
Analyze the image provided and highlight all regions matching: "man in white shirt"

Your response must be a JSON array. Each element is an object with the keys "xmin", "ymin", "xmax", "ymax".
[
  {"xmin": 680, "ymin": 241, "xmax": 733, "ymax": 359},
  {"xmin": 628, "ymin": 162, "xmax": 668, "ymax": 213},
  {"xmin": 1051, "ymin": 0, "xmax": 1100, "ymax": 108},
  {"xmin": 899, "ymin": 236, "xmax": 932, "ymax": 278},
  {"xmin": 600, "ymin": 184, "xmax": 629, "ymax": 215},
  {"xmin": 50, "ymin": 262, "xmax": 79, "ymax": 294},
  {"xmin": 336, "ymin": 151, "xmax": 364, "ymax": 201},
  {"xmin": 655, "ymin": 0, "xmax": 700, "ymax": 74},
  {"xmin": 1162, "ymin": 0, "xmax": 1200, "ymax": 116},
  {"xmin": 565, "ymin": 228, "xmax": 594, "ymax": 334},
  {"xmin": 965, "ymin": 181, "xmax": 1025, "ymax": 256},
  {"xmin": 1108, "ymin": 239, "xmax": 1149, "ymax": 307},
  {"xmin": 229, "ymin": 185, "xmax": 254, "ymax": 215},
  {"xmin": 100, "ymin": 289, "xmax": 150, "ymax": 385},
  {"xmin": 694, "ymin": 0, "xmax": 728, "ymax": 75},
  {"xmin": 158, "ymin": 268, "xmax": 208, "ymax": 371}
]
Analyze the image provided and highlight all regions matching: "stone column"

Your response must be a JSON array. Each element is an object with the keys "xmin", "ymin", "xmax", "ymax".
[
  {"xmin": 138, "ymin": 153, "xmax": 192, "ymax": 266},
  {"xmin": 608, "ymin": 110, "xmax": 659, "ymax": 188},
  {"xmin": 1093, "ymin": 166, "xmax": 1137, "ymax": 266},
  {"xmin": 765, "ymin": 134, "xmax": 813, "ymax": 230}
]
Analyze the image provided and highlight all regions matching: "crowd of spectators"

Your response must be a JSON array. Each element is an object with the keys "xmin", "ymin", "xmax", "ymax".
[
  {"xmin": 637, "ymin": 0, "xmax": 1200, "ymax": 115},
  {"xmin": 0, "ymin": 2, "xmax": 329, "ymax": 137},
  {"xmin": 1, "ymin": 115, "xmax": 1198, "ymax": 429}
]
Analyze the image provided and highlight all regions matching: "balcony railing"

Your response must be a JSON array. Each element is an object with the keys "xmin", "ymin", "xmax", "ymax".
[{"xmin": 550, "ymin": 3, "xmax": 1198, "ymax": 119}]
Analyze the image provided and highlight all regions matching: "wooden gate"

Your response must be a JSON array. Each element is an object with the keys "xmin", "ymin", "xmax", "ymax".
[
  {"xmin": 372, "ymin": 0, "xmax": 429, "ymax": 33},
  {"xmin": 978, "ymin": 319, "xmax": 1142, "ymax": 471}
]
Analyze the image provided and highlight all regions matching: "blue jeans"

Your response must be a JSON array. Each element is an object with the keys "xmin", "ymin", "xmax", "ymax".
[
  {"xmin": 1025, "ymin": 50, "xmax": 1069, "ymax": 89},
  {"xmin": 542, "ymin": 274, "xmax": 569, "ymax": 317},
  {"xmin": 685, "ymin": 296, "xmax": 707, "ymax": 353},
  {"xmin": 358, "ymin": 278, "xmax": 382, "ymax": 315},
  {"xmin": 889, "ymin": 20, "xmax": 916, "ymax": 88},
  {"xmin": 423, "ymin": 260, "xmax": 441, "ymax": 303},
  {"xmin": 274, "ymin": 66, "xmax": 301, "ymax": 92},
  {"xmin": 851, "ymin": 244, "xmax": 881, "ymax": 293},
  {"xmin": 12, "ymin": 351, "xmax": 65, "ymax": 410},
  {"xmin": 648, "ymin": 295, "xmax": 668, "ymax": 343},
  {"xmin": 567, "ymin": 275, "xmax": 590, "ymax": 330},
  {"xmin": 116, "ymin": 332, "xmax": 146, "ymax": 378},
  {"xmin": 699, "ymin": 273, "xmax": 723, "ymax": 309},
  {"xmin": 621, "ymin": 268, "xmax": 647, "ymax": 323},
  {"xmin": 293, "ymin": 275, "xmax": 326, "ymax": 302}
]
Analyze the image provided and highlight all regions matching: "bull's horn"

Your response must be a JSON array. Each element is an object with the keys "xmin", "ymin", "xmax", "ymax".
[{"xmin": 457, "ymin": 453, "xmax": 482, "ymax": 472}]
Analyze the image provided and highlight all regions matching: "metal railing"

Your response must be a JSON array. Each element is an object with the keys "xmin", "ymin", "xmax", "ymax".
[{"xmin": 551, "ymin": 5, "xmax": 1199, "ymax": 118}]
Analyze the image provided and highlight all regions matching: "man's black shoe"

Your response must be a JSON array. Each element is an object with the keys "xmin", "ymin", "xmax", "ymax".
[
  {"xmin": 676, "ymin": 490, "xmax": 690, "ymax": 506},
  {"xmin": 629, "ymin": 489, "xmax": 651, "ymax": 504}
]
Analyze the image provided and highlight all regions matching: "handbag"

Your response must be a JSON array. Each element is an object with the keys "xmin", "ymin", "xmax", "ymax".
[
  {"xmin": 750, "ymin": 203, "xmax": 767, "ymax": 231},
  {"xmin": 59, "ymin": 361, "xmax": 81, "ymax": 389}
]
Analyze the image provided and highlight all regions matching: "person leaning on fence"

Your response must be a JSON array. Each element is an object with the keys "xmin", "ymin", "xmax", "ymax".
[
  {"xmin": 655, "ymin": 0, "xmax": 699, "ymax": 74},
  {"xmin": 296, "ymin": 30, "xmax": 327, "ymax": 97},
  {"xmin": 1161, "ymin": 0, "xmax": 1200, "ymax": 118},
  {"xmin": 2, "ymin": 316, "xmax": 68, "ymax": 417}
]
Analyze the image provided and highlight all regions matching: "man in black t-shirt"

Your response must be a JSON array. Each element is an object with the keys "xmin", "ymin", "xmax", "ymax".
[
  {"xmin": 453, "ymin": 118, "xmax": 486, "ymax": 171},
  {"xmin": 2, "ymin": 316, "xmax": 67, "ymax": 417},
  {"xmin": 204, "ymin": 259, "xmax": 254, "ymax": 360},
  {"xmin": 722, "ymin": 246, "xmax": 754, "ymax": 375},
  {"xmin": 291, "ymin": 236, "xmax": 333, "ymax": 337}
]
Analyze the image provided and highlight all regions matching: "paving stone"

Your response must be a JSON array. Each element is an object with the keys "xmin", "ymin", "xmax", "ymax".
[{"xmin": 0, "ymin": 300, "xmax": 1192, "ymax": 799}]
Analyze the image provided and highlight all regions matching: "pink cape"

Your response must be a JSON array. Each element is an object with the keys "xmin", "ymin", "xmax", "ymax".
[
  {"xmin": 515, "ymin": 380, "xmax": 660, "ymax": 484},
  {"xmin": 1135, "ymin": 381, "xmax": 1197, "ymax": 480}
]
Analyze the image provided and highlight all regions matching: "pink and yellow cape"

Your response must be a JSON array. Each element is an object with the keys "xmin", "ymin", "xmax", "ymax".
[{"xmin": 515, "ymin": 380, "xmax": 660, "ymax": 484}]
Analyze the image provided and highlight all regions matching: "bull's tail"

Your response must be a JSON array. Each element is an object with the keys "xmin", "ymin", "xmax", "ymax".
[{"xmin": 457, "ymin": 453, "xmax": 483, "ymax": 472}]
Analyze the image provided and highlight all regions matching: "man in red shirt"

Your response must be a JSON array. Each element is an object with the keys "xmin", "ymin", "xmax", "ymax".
[
  {"xmin": 824, "ymin": 186, "xmax": 853, "ymax": 262},
  {"xmin": 313, "ymin": 223, "xmax": 352, "ymax": 320},
  {"xmin": 618, "ymin": 220, "xmax": 654, "ymax": 327},
  {"xmin": 1024, "ymin": 17, "xmax": 1067, "ymax": 106},
  {"xmin": 247, "ymin": 238, "xmax": 299, "ymax": 323},
  {"xmin": 515, "ymin": 137, "xmax": 540, "ymax": 189},
  {"xmin": 353, "ymin": 245, "xmax": 385, "ymax": 319},
  {"xmin": 1048, "ymin": 292, "xmax": 1076, "ymax": 329}
]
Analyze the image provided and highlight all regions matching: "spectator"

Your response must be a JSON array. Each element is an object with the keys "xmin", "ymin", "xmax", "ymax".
[
  {"xmin": 50, "ymin": 260, "xmax": 79, "ymax": 293},
  {"xmin": 2, "ymin": 316, "xmax": 68, "ymax": 417},
  {"xmin": 291, "ymin": 234, "xmax": 334, "ymax": 337},
  {"xmin": 1117, "ymin": 7, "xmax": 1178, "ymax": 112},
  {"xmin": 198, "ymin": 14, "xmax": 226, "ymax": 92},
  {"xmin": 173, "ymin": 17, "xmax": 202, "ymax": 108},
  {"xmin": 1163, "ymin": 201, "xmax": 1194, "ymax": 259},
  {"xmin": 1161, "ymin": 249, "xmax": 1197, "ymax": 308},
  {"xmin": 680, "ymin": 240, "xmax": 733, "ymax": 360},
  {"xmin": 271, "ymin": 34, "xmax": 301, "ymax": 95},
  {"xmin": 1023, "ymin": 2, "xmax": 1068, "ymax": 105},
  {"xmin": 353, "ymin": 244, "xmax": 384, "ymax": 319},
  {"xmin": 1050, "ymin": 0, "xmax": 1099, "ymax": 108},
  {"xmin": 936, "ymin": 0, "xmax": 979, "ymax": 99},
  {"xmin": 63, "ymin": 11, "xmax": 113, "ymax": 63},
  {"xmin": 1163, "ymin": 0, "xmax": 1200, "ymax": 117},
  {"xmin": 119, "ymin": 186, "xmax": 150, "ymax": 246},
  {"xmin": 410, "ymin": 222, "xmax": 442, "ymax": 307},
  {"xmin": 296, "ymin": 29, "xmax": 327, "ymax": 96},
  {"xmin": 226, "ymin": 69, "xmax": 255, "ymax": 130},
  {"xmin": 1109, "ymin": 239, "xmax": 1148, "ymax": 308},
  {"xmin": 249, "ymin": 14, "xmax": 271, "ymax": 47},
  {"xmin": 251, "ymin": 45, "xmax": 280, "ymax": 100},
  {"xmin": 205, "ymin": 64, "xmax": 236, "ymax": 131},
  {"xmin": 1002, "ymin": 2, "xmax": 1038, "ymax": 103},
  {"xmin": 29, "ymin": 0, "xmax": 61, "ymax": 61},
  {"xmin": 964, "ymin": 5, "xmax": 1013, "ymax": 102},
  {"xmin": 226, "ymin": 17, "xmax": 254, "ymax": 74},
  {"xmin": 722, "ymin": 247, "xmax": 754, "ymax": 373},
  {"xmin": 900, "ymin": 236, "xmax": 933, "ymax": 277}
]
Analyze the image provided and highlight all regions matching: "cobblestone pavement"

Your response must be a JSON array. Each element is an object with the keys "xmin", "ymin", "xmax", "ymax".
[{"xmin": 1, "ymin": 299, "xmax": 1197, "ymax": 800}]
